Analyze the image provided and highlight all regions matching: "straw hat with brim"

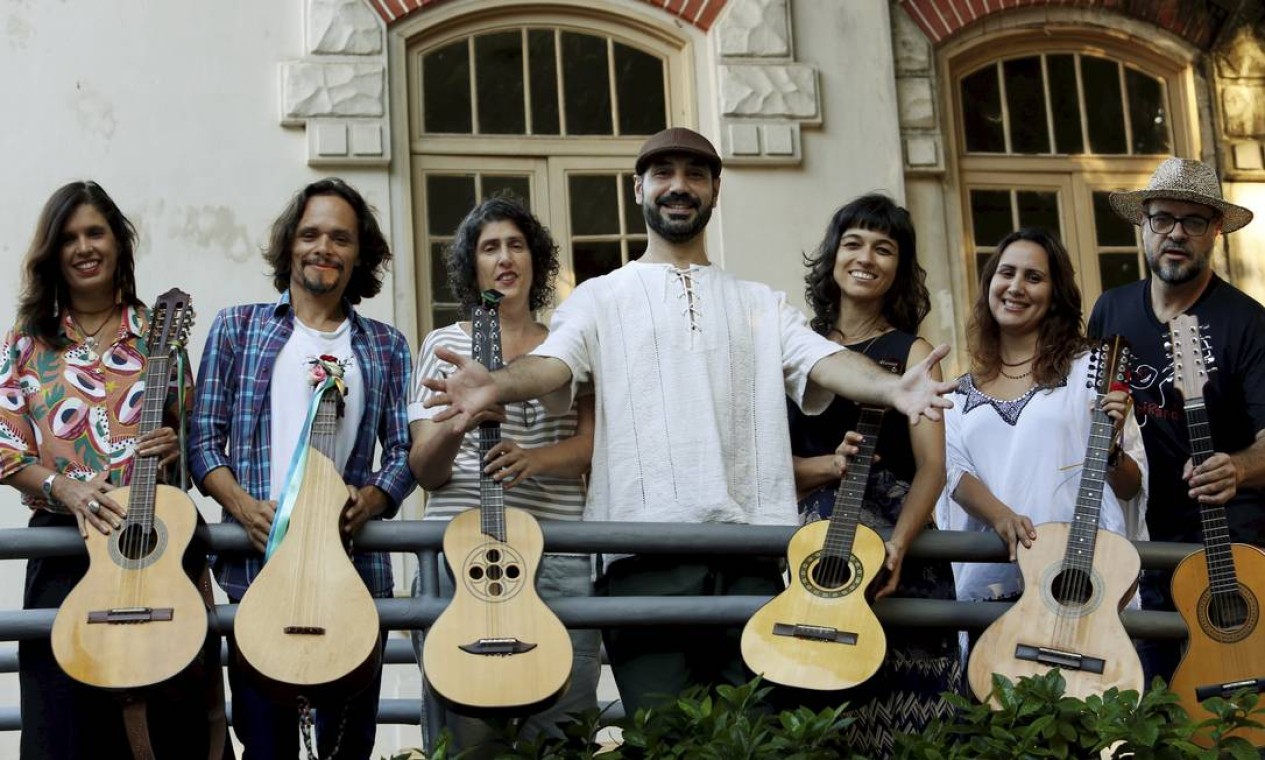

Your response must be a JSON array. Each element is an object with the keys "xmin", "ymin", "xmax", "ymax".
[{"xmin": 1109, "ymin": 157, "xmax": 1253, "ymax": 233}]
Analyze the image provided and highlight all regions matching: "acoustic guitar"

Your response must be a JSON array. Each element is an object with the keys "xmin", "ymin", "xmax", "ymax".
[
  {"xmin": 967, "ymin": 337, "xmax": 1144, "ymax": 704},
  {"xmin": 1166, "ymin": 314, "xmax": 1265, "ymax": 747},
  {"xmin": 51, "ymin": 288, "xmax": 207, "ymax": 689},
  {"xmin": 740, "ymin": 406, "xmax": 887, "ymax": 691},
  {"xmin": 233, "ymin": 359, "xmax": 380, "ymax": 703},
  {"xmin": 423, "ymin": 289, "xmax": 573, "ymax": 714}
]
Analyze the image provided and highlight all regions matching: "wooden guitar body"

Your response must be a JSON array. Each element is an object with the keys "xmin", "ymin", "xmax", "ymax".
[
  {"xmin": 51, "ymin": 484, "xmax": 206, "ymax": 690},
  {"xmin": 968, "ymin": 522, "xmax": 1143, "ymax": 702},
  {"xmin": 1170, "ymin": 542, "xmax": 1265, "ymax": 748},
  {"xmin": 423, "ymin": 506, "xmax": 572, "ymax": 714},
  {"xmin": 740, "ymin": 519, "xmax": 887, "ymax": 691},
  {"xmin": 234, "ymin": 446, "xmax": 380, "ymax": 704}
]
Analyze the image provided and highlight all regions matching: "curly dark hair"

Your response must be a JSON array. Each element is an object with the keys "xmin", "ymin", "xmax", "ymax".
[
  {"xmin": 445, "ymin": 196, "xmax": 560, "ymax": 312},
  {"xmin": 803, "ymin": 194, "xmax": 929, "ymax": 335},
  {"xmin": 263, "ymin": 178, "xmax": 391, "ymax": 305},
  {"xmin": 17, "ymin": 181, "xmax": 143, "ymax": 347},
  {"xmin": 968, "ymin": 227, "xmax": 1087, "ymax": 388}
]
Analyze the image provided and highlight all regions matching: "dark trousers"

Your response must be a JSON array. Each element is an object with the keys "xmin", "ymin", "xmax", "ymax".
[
  {"xmin": 1138, "ymin": 569, "xmax": 1182, "ymax": 688},
  {"xmin": 226, "ymin": 622, "xmax": 383, "ymax": 760},
  {"xmin": 21, "ymin": 512, "xmax": 229, "ymax": 760},
  {"xmin": 598, "ymin": 555, "xmax": 784, "ymax": 717}
]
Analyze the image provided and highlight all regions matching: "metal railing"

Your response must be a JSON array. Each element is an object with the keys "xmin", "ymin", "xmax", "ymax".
[{"xmin": 0, "ymin": 521, "xmax": 1199, "ymax": 739}]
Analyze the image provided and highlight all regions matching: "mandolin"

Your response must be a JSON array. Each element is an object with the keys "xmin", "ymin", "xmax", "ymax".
[
  {"xmin": 423, "ymin": 289, "xmax": 573, "ymax": 714},
  {"xmin": 740, "ymin": 407, "xmax": 887, "ymax": 691},
  {"xmin": 52, "ymin": 288, "xmax": 207, "ymax": 690},
  {"xmin": 233, "ymin": 361, "xmax": 380, "ymax": 703},
  {"xmin": 967, "ymin": 336, "xmax": 1144, "ymax": 704},
  {"xmin": 1166, "ymin": 314, "xmax": 1265, "ymax": 748}
]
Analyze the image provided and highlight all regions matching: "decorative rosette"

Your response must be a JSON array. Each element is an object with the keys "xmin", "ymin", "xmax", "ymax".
[{"xmin": 307, "ymin": 354, "xmax": 349, "ymax": 397}]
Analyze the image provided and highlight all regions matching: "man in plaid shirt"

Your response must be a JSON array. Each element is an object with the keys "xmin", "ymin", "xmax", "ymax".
[{"xmin": 189, "ymin": 178, "xmax": 414, "ymax": 759}]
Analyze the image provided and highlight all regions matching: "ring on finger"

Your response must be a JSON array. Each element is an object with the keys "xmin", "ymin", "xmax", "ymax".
[{"xmin": 87, "ymin": 499, "xmax": 101, "ymax": 515}]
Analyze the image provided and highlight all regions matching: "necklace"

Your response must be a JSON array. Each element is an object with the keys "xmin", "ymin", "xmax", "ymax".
[
  {"xmin": 73, "ymin": 307, "xmax": 117, "ymax": 350},
  {"xmin": 1000, "ymin": 354, "xmax": 1035, "ymax": 367},
  {"xmin": 998, "ymin": 366, "xmax": 1034, "ymax": 380}
]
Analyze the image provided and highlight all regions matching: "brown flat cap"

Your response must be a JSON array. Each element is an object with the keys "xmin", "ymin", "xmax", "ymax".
[{"xmin": 635, "ymin": 127, "xmax": 722, "ymax": 176}]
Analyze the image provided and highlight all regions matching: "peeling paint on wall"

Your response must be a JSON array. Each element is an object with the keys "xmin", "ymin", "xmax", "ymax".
[
  {"xmin": 166, "ymin": 205, "xmax": 257, "ymax": 264},
  {"xmin": 72, "ymin": 81, "xmax": 117, "ymax": 140}
]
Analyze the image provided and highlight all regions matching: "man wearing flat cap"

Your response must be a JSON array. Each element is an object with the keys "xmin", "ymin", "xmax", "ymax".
[
  {"xmin": 1088, "ymin": 157, "xmax": 1265, "ymax": 684},
  {"xmin": 422, "ymin": 126, "xmax": 956, "ymax": 713}
]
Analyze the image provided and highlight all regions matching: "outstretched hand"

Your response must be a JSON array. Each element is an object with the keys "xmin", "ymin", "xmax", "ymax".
[
  {"xmin": 891, "ymin": 343, "xmax": 956, "ymax": 425},
  {"xmin": 422, "ymin": 346, "xmax": 500, "ymax": 432}
]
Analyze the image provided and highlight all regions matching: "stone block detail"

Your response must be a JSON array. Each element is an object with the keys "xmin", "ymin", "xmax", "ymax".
[
  {"xmin": 281, "ymin": 61, "xmax": 385, "ymax": 122},
  {"xmin": 315, "ymin": 122, "xmax": 349, "ymax": 156},
  {"xmin": 904, "ymin": 135, "xmax": 940, "ymax": 167},
  {"xmin": 719, "ymin": 64, "xmax": 819, "ymax": 121},
  {"xmin": 351, "ymin": 122, "xmax": 384, "ymax": 156},
  {"xmin": 309, "ymin": 0, "xmax": 383, "ymax": 55},
  {"xmin": 729, "ymin": 123, "xmax": 761, "ymax": 155},
  {"xmin": 718, "ymin": 122, "xmax": 801, "ymax": 164},
  {"xmin": 892, "ymin": 3, "xmax": 931, "ymax": 74},
  {"xmin": 1222, "ymin": 84, "xmax": 1265, "ymax": 138},
  {"xmin": 764, "ymin": 124, "xmax": 795, "ymax": 155},
  {"xmin": 897, "ymin": 77, "xmax": 935, "ymax": 130},
  {"xmin": 717, "ymin": 0, "xmax": 791, "ymax": 59},
  {"xmin": 1233, "ymin": 142, "xmax": 1264, "ymax": 171}
]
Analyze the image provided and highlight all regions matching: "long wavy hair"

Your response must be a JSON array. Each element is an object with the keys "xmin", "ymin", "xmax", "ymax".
[
  {"xmin": 968, "ymin": 227, "xmax": 1087, "ymax": 387},
  {"xmin": 445, "ymin": 196, "xmax": 560, "ymax": 312},
  {"xmin": 263, "ymin": 178, "xmax": 392, "ymax": 305},
  {"xmin": 803, "ymin": 194, "xmax": 930, "ymax": 335},
  {"xmin": 17, "ymin": 181, "xmax": 142, "ymax": 347}
]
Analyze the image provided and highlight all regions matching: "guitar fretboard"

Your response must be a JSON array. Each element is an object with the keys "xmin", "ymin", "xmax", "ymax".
[
  {"xmin": 1062, "ymin": 401, "xmax": 1112, "ymax": 574},
  {"xmin": 127, "ymin": 352, "xmax": 172, "ymax": 532},
  {"xmin": 472, "ymin": 291, "xmax": 506, "ymax": 543},
  {"xmin": 1186, "ymin": 401, "xmax": 1241, "ymax": 598},
  {"xmin": 310, "ymin": 390, "xmax": 342, "ymax": 461},
  {"xmin": 821, "ymin": 408, "xmax": 885, "ymax": 563}
]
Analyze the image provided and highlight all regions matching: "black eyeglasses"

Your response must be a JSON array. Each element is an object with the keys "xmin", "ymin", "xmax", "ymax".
[{"xmin": 1146, "ymin": 212, "xmax": 1214, "ymax": 237}]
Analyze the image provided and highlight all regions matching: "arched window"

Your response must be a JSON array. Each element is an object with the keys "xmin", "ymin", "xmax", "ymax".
[
  {"xmin": 405, "ymin": 11, "xmax": 692, "ymax": 332},
  {"xmin": 949, "ymin": 31, "xmax": 1198, "ymax": 306}
]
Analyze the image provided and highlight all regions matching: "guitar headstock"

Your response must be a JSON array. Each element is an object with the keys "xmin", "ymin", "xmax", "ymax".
[
  {"xmin": 471, "ymin": 289, "xmax": 505, "ymax": 371},
  {"xmin": 147, "ymin": 288, "xmax": 194, "ymax": 359},
  {"xmin": 1087, "ymin": 335, "xmax": 1131, "ymax": 397},
  {"xmin": 1166, "ymin": 314, "xmax": 1212, "ymax": 404}
]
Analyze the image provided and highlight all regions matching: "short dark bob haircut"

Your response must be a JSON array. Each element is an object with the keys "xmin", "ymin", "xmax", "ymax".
[
  {"xmin": 18, "ymin": 181, "xmax": 142, "ymax": 347},
  {"xmin": 264, "ymin": 178, "xmax": 392, "ymax": 305},
  {"xmin": 803, "ymin": 193, "xmax": 929, "ymax": 335},
  {"xmin": 445, "ymin": 196, "xmax": 560, "ymax": 312}
]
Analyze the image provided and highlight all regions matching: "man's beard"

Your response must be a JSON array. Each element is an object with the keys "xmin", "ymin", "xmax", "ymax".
[
  {"xmin": 642, "ymin": 192, "xmax": 713, "ymax": 244},
  {"xmin": 298, "ymin": 258, "xmax": 344, "ymax": 295},
  {"xmin": 1146, "ymin": 244, "xmax": 1207, "ymax": 285}
]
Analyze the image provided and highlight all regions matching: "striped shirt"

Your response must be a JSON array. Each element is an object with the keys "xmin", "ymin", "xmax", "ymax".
[
  {"xmin": 188, "ymin": 292, "xmax": 415, "ymax": 600},
  {"xmin": 409, "ymin": 323, "xmax": 586, "ymax": 522}
]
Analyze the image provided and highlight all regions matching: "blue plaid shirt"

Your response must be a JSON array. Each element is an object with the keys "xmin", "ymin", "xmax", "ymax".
[{"xmin": 189, "ymin": 292, "xmax": 415, "ymax": 600}]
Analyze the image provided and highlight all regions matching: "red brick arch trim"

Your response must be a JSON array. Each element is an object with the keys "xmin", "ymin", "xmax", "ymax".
[
  {"xmin": 367, "ymin": 0, "xmax": 730, "ymax": 31},
  {"xmin": 898, "ymin": 0, "xmax": 1228, "ymax": 50}
]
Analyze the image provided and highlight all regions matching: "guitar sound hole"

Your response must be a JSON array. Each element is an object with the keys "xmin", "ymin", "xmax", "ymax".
[
  {"xmin": 486, "ymin": 549, "xmax": 502, "ymax": 563},
  {"xmin": 810, "ymin": 557, "xmax": 852, "ymax": 591},
  {"xmin": 468, "ymin": 566, "xmax": 484, "ymax": 581},
  {"xmin": 487, "ymin": 582, "xmax": 503, "ymax": 597},
  {"xmin": 486, "ymin": 565, "xmax": 503, "ymax": 581},
  {"xmin": 505, "ymin": 564, "xmax": 520, "ymax": 579},
  {"xmin": 1051, "ymin": 568, "xmax": 1094, "ymax": 606},
  {"xmin": 1209, "ymin": 592, "xmax": 1249, "ymax": 630},
  {"xmin": 116, "ymin": 524, "xmax": 159, "ymax": 561}
]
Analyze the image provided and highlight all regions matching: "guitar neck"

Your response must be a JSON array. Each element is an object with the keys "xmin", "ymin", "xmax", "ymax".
[
  {"xmin": 309, "ymin": 390, "xmax": 342, "ymax": 460},
  {"xmin": 1062, "ymin": 401, "xmax": 1114, "ymax": 573},
  {"xmin": 127, "ymin": 352, "xmax": 172, "ymax": 527},
  {"xmin": 471, "ymin": 290, "xmax": 507, "ymax": 542},
  {"xmin": 1185, "ymin": 400, "xmax": 1241, "ymax": 597},
  {"xmin": 822, "ymin": 408, "xmax": 885, "ymax": 561}
]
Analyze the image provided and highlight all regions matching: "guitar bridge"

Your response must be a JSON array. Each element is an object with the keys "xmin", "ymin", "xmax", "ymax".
[
  {"xmin": 87, "ymin": 607, "xmax": 174, "ymax": 624},
  {"xmin": 772, "ymin": 623, "xmax": 858, "ymax": 645},
  {"xmin": 1015, "ymin": 644, "xmax": 1105, "ymax": 674},
  {"xmin": 283, "ymin": 626, "xmax": 326, "ymax": 635},
  {"xmin": 1195, "ymin": 677, "xmax": 1265, "ymax": 701},
  {"xmin": 459, "ymin": 638, "xmax": 538, "ymax": 656}
]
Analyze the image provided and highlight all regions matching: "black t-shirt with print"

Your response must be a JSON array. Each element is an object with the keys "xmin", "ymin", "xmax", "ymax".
[{"xmin": 1088, "ymin": 275, "xmax": 1265, "ymax": 547}]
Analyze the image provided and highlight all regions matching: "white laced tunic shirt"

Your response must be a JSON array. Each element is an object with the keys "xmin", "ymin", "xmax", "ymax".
[{"xmin": 532, "ymin": 260, "xmax": 843, "ymax": 526}]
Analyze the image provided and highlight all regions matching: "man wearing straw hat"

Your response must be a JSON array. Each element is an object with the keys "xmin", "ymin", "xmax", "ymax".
[{"xmin": 1088, "ymin": 157, "xmax": 1265, "ymax": 684}]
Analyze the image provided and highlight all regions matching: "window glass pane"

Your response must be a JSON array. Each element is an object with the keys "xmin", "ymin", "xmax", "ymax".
[
  {"xmin": 423, "ymin": 40, "xmax": 472, "ymax": 134},
  {"xmin": 623, "ymin": 173, "xmax": 646, "ymax": 234},
  {"xmin": 569, "ymin": 175, "xmax": 620, "ymax": 236},
  {"xmin": 573, "ymin": 241, "xmax": 623, "ymax": 284},
  {"xmin": 475, "ymin": 32, "xmax": 525, "ymax": 135},
  {"xmin": 1047, "ymin": 54, "xmax": 1083, "ymax": 155},
  {"xmin": 614, "ymin": 43, "xmax": 666, "ymax": 136},
  {"xmin": 483, "ymin": 176, "xmax": 531, "ymax": 207},
  {"xmin": 1099, "ymin": 252, "xmax": 1141, "ymax": 292},
  {"xmin": 970, "ymin": 189, "xmax": 1013, "ymax": 248},
  {"xmin": 528, "ymin": 30, "xmax": 560, "ymax": 135},
  {"xmin": 561, "ymin": 32, "xmax": 612, "ymax": 135},
  {"xmin": 426, "ymin": 175, "xmax": 477, "ymax": 235},
  {"xmin": 1081, "ymin": 56, "xmax": 1127, "ymax": 154},
  {"xmin": 430, "ymin": 241, "xmax": 457, "ymax": 304},
  {"xmin": 1126, "ymin": 68, "xmax": 1169, "ymax": 155},
  {"xmin": 975, "ymin": 253, "xmax": 992, "ymax": 284},
  {"xmin": 1016, "ymin": 190, "xmax": 1060, "ymax": 236},
  {"xmin": 432, "ymin": 306, "xmax": 464, "ymax": 330},
  {"xmin": 961, "ymin": 65, "xmax": 1005, "ymax": 153},
  {"xmin": 1003, "ymin": 57, "xmax": 1049, "ymax": 154},
  {"xmin": 1092, "ymin": 191, "xmax": 1136, "ymax": 246}
]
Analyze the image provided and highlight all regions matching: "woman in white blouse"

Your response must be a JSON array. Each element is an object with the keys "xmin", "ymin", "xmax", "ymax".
[{"xmin": 938, "ymin": 227, "xmax": 1147, "ymax": 604}]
